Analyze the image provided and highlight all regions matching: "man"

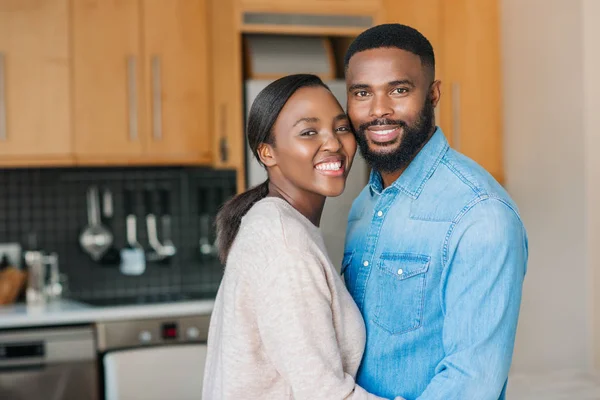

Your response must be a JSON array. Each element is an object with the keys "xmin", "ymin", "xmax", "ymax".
[{"xmin": 342, "ymin": 24, "xmax": 528, "ymax": 400}]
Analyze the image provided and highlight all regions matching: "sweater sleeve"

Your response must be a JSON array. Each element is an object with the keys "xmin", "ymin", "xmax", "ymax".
[{"xmin": 254, "ymin": 250, "xmax": 390, "ymax": 400}]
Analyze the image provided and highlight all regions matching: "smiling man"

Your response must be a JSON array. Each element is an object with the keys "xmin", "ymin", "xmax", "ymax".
[{"xmin": 342, "ymin": 24, "xmax": 528, "ymax": 400}]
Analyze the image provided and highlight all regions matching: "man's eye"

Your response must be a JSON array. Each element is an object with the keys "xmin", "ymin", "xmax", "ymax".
[
  {"xmin": 392, "ymin": 88, "xmax": 409, "ymax": 95},
  {"xmin": 355, "ymin": 91, "xmax": 369, "ymax": 97}
]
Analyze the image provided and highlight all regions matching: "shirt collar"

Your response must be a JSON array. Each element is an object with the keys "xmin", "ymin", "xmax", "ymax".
[{"xmin": 368, "ymin": 127, "xmax": 449, "ymax": 199}]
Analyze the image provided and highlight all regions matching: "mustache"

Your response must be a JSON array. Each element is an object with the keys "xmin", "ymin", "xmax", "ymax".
[{"xmin": 357, "ymin": 118, "xmax": 407, "ymax": 132}]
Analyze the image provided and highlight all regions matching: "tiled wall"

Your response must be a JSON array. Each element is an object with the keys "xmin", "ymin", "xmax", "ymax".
[{"xmin": 0, "ymin": 166, "xmax": 236, "ymax": 301}]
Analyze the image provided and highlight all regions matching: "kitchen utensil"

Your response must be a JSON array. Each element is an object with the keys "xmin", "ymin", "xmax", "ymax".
[
  {"xmin": 44, "ymin": 253, "xmax": 62, "ymax": 301},
  {"xmin": 198, "ymin": 187, "xmax": 217, "ymax": 259},
  {"xmin": 144, "ymin": 189, "xmax": 168, "ymax": 262},
  {"xmin": 24, "ymin": 251, "xmax": 59, "ymax": 305},
  {"xmin": 79, "ymin": 186, "xmax": 113, "ymax": 261},
  {"xmin": 120, "ymin": 189, "xmax": 145, "ymax": 276},
  {"xmin": 103, "ymin": 187, "xmax": 114, "ymax": 218},
  {"xmin": 158, "ymin": 188, "xmax": 176, "ymax": 260},
  {"xmin": 99, "ymin": 188, "xmax": 121, "ymax": 265},
  {"xmin": 199, "ymin": 214, "xmax": 215, "ymax": 257},
  {"xmin": 143, "ymin": 189, "xmax": 176, "ymax": 262}
]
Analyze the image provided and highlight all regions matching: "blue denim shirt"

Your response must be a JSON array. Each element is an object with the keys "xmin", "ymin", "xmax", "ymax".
[{"xmin": 343, "ymin": 128, "xmax": 528, "ymax": 400}]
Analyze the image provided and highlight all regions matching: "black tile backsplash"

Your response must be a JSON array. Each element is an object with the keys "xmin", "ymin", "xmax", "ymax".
[{"xmin": 0, "ymin": 166, "xmax": 236, "ymax": 302}]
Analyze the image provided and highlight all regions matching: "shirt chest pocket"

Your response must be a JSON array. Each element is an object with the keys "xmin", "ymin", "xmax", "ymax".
[{"xmin": 374, "ymin": 253, "xmax": 430, "ymax": 335}]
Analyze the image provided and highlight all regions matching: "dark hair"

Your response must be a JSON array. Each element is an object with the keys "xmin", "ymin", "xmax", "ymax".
[
  {"xmin": 216, "ymin": 74, "xmax": 328, "ymax": 263},
  {"xmin": 344, "ymin": 23, "xmax": 435, "ymax": 79}
]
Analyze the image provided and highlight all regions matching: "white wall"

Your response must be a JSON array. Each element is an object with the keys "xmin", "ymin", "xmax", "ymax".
[
  {"xmin": 502, "ymin": 0, "xmax": 589, "ymax": 372},
  {"xmin": 583, "ymin": 0, "xmax": 600, "ymax": 368}
]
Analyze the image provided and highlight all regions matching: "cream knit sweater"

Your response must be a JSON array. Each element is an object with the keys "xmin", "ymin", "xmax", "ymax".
[{"xmin": 202, "ymin": 197, "xmax": 390, "ymax": 400}]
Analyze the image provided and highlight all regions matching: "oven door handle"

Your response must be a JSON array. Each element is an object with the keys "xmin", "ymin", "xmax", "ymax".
[{"xmin": 0, "ymin": 362, "xmax": 46, "ymax": 372}]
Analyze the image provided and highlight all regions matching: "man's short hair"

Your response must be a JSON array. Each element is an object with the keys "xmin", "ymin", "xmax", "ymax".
[{"xmin": 344, "ymin": 23, "xmax": 435, "ymax": 79}]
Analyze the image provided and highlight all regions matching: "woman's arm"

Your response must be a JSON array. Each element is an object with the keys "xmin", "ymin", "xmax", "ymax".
[{"xmin": 254, "ymin": 250, "xmax": 392, "ymax": 400}]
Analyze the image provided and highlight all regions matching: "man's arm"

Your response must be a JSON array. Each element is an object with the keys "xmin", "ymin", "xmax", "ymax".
[{"xmin": 417, "ymin": 198, "xmax": 528, "ymax": 400}]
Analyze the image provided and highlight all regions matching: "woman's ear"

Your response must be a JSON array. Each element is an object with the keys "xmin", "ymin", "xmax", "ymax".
[{"xmin": 257, "ymin": 143, "xmax": 277, "ymax": 167}]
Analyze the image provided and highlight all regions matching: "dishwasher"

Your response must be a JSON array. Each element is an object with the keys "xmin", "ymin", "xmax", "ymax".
[
  {"xmin": 0, "ymin": 325, "xmax": 99, "ymax": 400},
  {"xmin": 96, "ymin": 314, "xmax": 209, "ymax": 400}
]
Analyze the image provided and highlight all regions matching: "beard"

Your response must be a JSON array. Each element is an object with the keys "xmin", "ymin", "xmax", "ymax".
[{"xmin": 353, "ymin": 97, "xmax": 435, "ymax": 174}]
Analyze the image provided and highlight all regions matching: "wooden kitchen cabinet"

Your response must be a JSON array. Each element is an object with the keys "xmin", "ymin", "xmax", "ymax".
[
  {"xmin": 73, "ymin": 0, "xmax": 212, "ymax": 165},
  {"xmin": 0, "ymin": 0, "xmax": 73, "ymax": 166},
  {"xmin": 142, "ymin": 0, "xmax": 212, "ymax": 163},
  {"xmin": 210, "ymin": 0, "xmax": 246, "ymax": 191},
  {"xmin": 383, "ymin": 0, "xmax": 503, "ymax": 183},
  {"xmin": 238, "ymin": 0, "xmax": 382, "ymax": 37},
  {"xmin": 72, "ymin": 0, "xmax": 145, "ymax": 160},
  {"xmin": 239, "ymin": 0, "xmax": 381, "ymax": 12},
  {"xmin": 441, "ymin": 0, "xmax": 503, "ymax": 183}
]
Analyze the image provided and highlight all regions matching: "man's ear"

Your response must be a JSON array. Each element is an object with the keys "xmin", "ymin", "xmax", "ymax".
[
  {"xmin": 257, "ymin": 143, "xmax": 276, "ymax": 167},
  {"xmin": 429, "ymin": 80, "xmax": 441, "ymax": 108}
]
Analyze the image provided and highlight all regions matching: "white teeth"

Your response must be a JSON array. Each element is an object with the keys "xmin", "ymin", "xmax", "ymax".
[
  {"xmin": 315, "ymin": 161, "xmax": 342, "ymax": 171},
  {"xmin": 371, "ymin": 128, "xmax": 397, "ymax": 135}
]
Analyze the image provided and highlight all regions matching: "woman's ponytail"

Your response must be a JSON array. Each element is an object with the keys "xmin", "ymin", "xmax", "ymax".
[{"xmin": 215, "ymin": 180, "xmax": 269, "ymax": 263}]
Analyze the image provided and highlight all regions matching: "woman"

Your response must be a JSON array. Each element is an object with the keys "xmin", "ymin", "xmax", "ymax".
[{"xmin": 203, "ymin": 74, "xmax": 398, "ymax": 399}]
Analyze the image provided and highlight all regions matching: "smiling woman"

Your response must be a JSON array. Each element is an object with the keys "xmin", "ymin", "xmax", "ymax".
[
  {"xmin": 215, "ymin": 74, "xmax": 356, "ymax": 262},
  {"xmin": 202, "ymin": 74, "xmax": 400, "ymax": 400}
]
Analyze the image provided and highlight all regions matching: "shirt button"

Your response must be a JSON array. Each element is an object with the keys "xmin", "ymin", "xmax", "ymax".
[
  {"xmin": 363, "ymin": 261, "xmax": 369, "ymax": 267},
  {"xmin": 377, "ymin": 210, "xmax": 383, "ymax": 217},
  {"xmin": 397, "ymin": 268, "xmax": 403, "ymax": 275}
]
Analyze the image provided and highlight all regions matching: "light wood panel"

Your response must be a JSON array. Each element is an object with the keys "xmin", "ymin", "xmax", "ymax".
[
  {"xmin": 72, "ymin": 0, "xmax": 145, "ymax": 159},
  {"xmin": 0, "ymin": 0, "xmax": 72, "ymax": 160},
  {"xmin": 442, "ymin": 0, "xmax": 503, "ymax": 182},
  {"xmin": 142, "ymin": 0, "xmax": 212, "ymax": 163},
  {"xmin": 210, "ymin": 0, "xmax": 245, "ymax": 192}
]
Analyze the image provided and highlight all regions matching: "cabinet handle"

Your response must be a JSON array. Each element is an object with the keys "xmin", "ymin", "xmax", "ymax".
[
  {"xmin": 451, "ymin": 82, "xmax": 461, "ymax": 150},
  {"xmin": 127, "ymin": 56, "xmax": 138, "ymax": 141},
  {"xmin": 220, "ymin": 104, "xmax": 228, "ymax": 162},
  {"xmin": 0, "ymin": 52, "xmax": 6, "ymax": 142},
  {"xmin": 220, "ymin": 137, "xmax": 228, "ymax": 163},
  {"xmin": 151, "ymin": 56, "xmax": 162, "ymax": 140}
]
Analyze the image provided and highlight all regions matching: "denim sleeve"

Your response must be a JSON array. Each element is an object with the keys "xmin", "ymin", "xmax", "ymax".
[{"xmin": 416, "ymin": 198, "xmax": 528, "ymax": 400}]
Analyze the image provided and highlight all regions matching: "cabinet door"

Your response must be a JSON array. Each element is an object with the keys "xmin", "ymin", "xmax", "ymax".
[
  {"xmin": 442, "ymin": 0, "xmax": 503, "ymax": 182},
  {"xmin": 0, "ymin": 0, "xmax": 72, "ymax": 163},
  {"xmin": 72, "ymin": 0, "xmax": 145, "ymax": 161},
  {"xmin": 210, "ymin": 0, "xmax": 245, "ymax": 191},
  {"xmin": 142, "ymin": 0, "xmax": 212, "ymax": 164},
  {"xmin": 381, "ymin": 0, "xmax": 446, "ymax": 132}
]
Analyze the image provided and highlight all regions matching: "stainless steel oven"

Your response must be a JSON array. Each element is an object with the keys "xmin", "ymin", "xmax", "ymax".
[{"xmin": 0, "ymin": 325, "xmax": 98, "ymax": 400}]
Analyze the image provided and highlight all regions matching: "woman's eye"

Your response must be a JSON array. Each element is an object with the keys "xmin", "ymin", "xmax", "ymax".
[
  {"xmin": 336, "ymin": 126, "xmax": 350, "ymax": 133},
  {"xmin": 300, "ymin": 130, "xmax": 318, "ymax": 136}
]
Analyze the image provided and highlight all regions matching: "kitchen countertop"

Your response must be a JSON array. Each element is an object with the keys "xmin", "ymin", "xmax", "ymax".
[{"xmin": 0, "ymin": 298, "xmax": 215, "ymax": 329}]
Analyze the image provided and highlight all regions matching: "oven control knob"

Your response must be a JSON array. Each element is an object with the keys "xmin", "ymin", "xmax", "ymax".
[
  {"xmin": 186, "ymin": 326, "xmax": 200, "ymax": 339},
  {"xmin": 139, "ymin": 330, "xmax": 152, "ymax": 343}
]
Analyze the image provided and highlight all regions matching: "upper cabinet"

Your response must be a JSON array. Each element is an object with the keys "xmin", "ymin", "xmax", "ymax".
[
  {"xmin": 72, "ymin": 0, "xmax": 144, "ymax": 161},
  {"xmin": 0, "ymin": 0, "xmax": 73, "ymax": 165},
  {"xmin": 382, "ymin": 0, "xmax": 503, "ymax": 183},
  {"xmin": 0, "ymin": 0, "xmax": 503, "ymax": 184},
  {"xmin": 210, "ymin": 0, "xmax": 247, "ymax": 195},
  {"xmin": 238, "ymin": 0, "xmax": 382, "ymax": 36},
  {"xmin": 73, "ymin": 0, "xmax": 212, "ymax": 165},
  {"xmin": 142, "ymin": 0, "xmax": 211, "ymax": 164},
  {"xmin": 441, "ymin": 0, "xmax": 503, "ymax": 183}
]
